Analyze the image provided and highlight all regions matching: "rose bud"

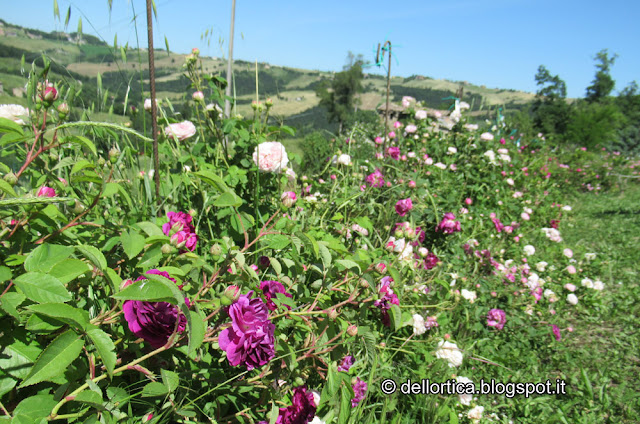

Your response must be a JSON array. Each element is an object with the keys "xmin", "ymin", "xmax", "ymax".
[
  {"xmin": 210, "ymin": 244, "xmax": 222, "ymax": 256},
  {"xmin": 327, "ymin": 308, "xmax": 339, "ymax": 320},
  {"xmin": 281, "ymin": 191, "xmax": 297, "ymax": 208},
  {"xmin": 223, "ymin": 285, "xmax": 241, "ymax": 302},
  {"xmin": 43, "ymin": 86, "xmax": 58, "ymax": 102},
  {"xmin": 347, "ymin": 325, "xmax": 358, "ymax": 337}
]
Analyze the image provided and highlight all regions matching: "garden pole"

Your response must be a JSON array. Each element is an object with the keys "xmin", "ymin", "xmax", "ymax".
[{"xmin": 146, "ymin": 0, "xmax": 160, "ymax": 212}]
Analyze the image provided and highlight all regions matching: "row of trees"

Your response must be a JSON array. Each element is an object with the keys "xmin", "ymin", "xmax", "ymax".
[{"xmin": 531, "ymin": 49, "xmax": 640, "ymax": 151}]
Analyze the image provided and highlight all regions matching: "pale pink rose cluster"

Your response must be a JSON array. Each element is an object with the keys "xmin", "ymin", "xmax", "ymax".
[
  {"xmin": 165, "ymin": 121, "xmax": 197, "ymax": 141},
  {"xmin": 253, "ymin": 141, "xmax": 289, "ymax": 173}
]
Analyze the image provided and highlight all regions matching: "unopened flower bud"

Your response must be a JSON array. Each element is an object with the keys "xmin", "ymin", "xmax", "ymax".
[
  {"xmin": 327, "ymin": 308, "xmax": 338, "ymax": 320},
  {"xmin": 3, "ymin": 172, "xmax": 18, "ymax": 186},
  {"xmin": 188, "ymin": 209, "xmax": 197, "ymax": 217},
  {"xmin": 347, "ymin": 325, "xmax": 358, "ymax": 337},
  {"xmin": 109, "ymin": 147, "xmax": 120, "ymax": 163},
  {"xmin": 192, "ymin": 91, "xmax": 204, "ymax": 101},
  {"xmin": 57, "ymin": 102, "xmax": 69, "ymax": 118},
  {"xmin": 265, "ymin": 98, "xmax": 273, "ymax": 108},
  {"xmin": 223, "ymin": 285, "xmax": 241, "ymax": 302},
  {"xmin": 97, "ymin": 157, "xmax": 106, "ymax": 167},
  {"xmin": 73, "ymin": 200, "xmax": 85, "ymax": 214},
  {"xmin": 43, "ymin": 86, "xmax": 58, "ymax": 102},
  {"xmin": 281, "ymin": 191, "xmax": 297, "ymax": 208},
  {"xmin": 120, "ymin": 279, "xmax": 134, "ymax": 290},
  {"xmin": 210, "ymin": 243, "xmax": 222, "ymax": 256},
  {"xmin": 161, "ymin": 243, "xmax": 173, "ymax": 255},
  {"xmin": 142, "ymin": 412, "xmax": 154, "ymax": 423},
  {"xmin": 375, "ymin": 263, "xmax": 387, "ymax": 274},
  {"xmin": 359, "ymin": 278, "xmax": 369, "ymax": 288},
  {"xmin": 191, "ymin": 47, "xmax": 200, "ymax": 56}
]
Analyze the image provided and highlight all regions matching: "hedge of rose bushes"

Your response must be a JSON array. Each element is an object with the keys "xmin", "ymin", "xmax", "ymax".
[{"xmin": 0, "ymin": 56, "xmax": 633, "ymax": 423}]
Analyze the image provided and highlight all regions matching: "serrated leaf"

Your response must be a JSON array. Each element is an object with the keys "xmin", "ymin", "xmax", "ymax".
[
  {"xmin": 318, "ymin": 243, "xmax": 332, "ymax": 269},
  {"xmin": 0, "ymin": 292, "xmax": 25, "ymax": 318},
  {"xmin": 135, "ymin": 221, "xmax": 165, "ymax": 237},
  {"xmin": 13, "ymin": 272, "xmax": 71, "ymax": 303},
  {"xmin": 13, "ymin": 394, "xmax": 56, "ymax": 422},
  {"xmin": 121, "ymin": 229, "xmax": 146, "ymax": 260},
  {"xmin": 24, "ymin": 243, "xmax": 73, "ymax": 273},
  {"xmin": 213, "ymin": 191, "xmax": 242, "ymax": 207},
  {"xmin": 136, "ymin": 244, "xmax": 162, "ymax": 269},
  {"xmin": 188, "ymin": 310, "xmax": 205, "ymax": 356},
  {"xmin": 0, "ymin": 266, "xmax": 11, "ymax": 282},
  {"xmin": 19, "ymin": 330, "xmax": 84, "ymax": 388},
  {"xmin": 141, "ymin": 381, "xmax": 169, "ymax": 397},
  {"xmin": 0, "ymin": 179, "xmax": 17, "ymax": 197},
  {"xmin": 27, "ymin": 303, "xmax": 89, "ymax": 330},
  {"xmin": 0, "ymin": 340, "xmax": 41, "ymax": 379},
  {"xmin": 73, "ymin": 390, "xmax": 103, "ymax": 407},
  {"xmin": 389, "ymin": 304, "xmax": 402, "ymax": 331},
  {"xmin": 76, "ymin": 245, "xmax": 107, "ymax": 271},
  {"xmin": 0, "ymin": 117, "xmax": 25, "ymax": 135},
  {"xmin": 26, "ymin": 313, "xmax": 63, "ymax": 333},
  {"xmin": 335, "ymin": 259, "xmax": 361, "ymax": 273},
  {"xmin": 267, "ymin": 234, "xmax": 290, "ymax": 250},
  {"xmin": 193, "ymin": 170, "xmax": 229, "ymax": 193},
  {"xmin": 338, "ymin": 384, "xmax": 352, "ymax": 424},
  {"xmin": 86, "ymin": 328, "xmax": 116, "ymax": 377},
  {"xmin": 71, "ymin": 159, "xmax": 94, "ymax": 175},
  {"xmin": 161, "ymin": 369, "xmax": 179, "ymax": 393},
  {"xmin": 112, "ymin": 280, "xmax": 175, "ymax": 304},
  {"xmin": 65, "ymin": 135, "xmax": 97, "ymax": 155},
  {"xmin": 49, "ymin": 258, "xmax": 91, "ymax": 284}
]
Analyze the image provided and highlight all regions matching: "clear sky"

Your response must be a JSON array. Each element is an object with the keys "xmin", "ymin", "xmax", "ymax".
[{"xmin": 2, "ymin": 0, "xmax": 639, "ymax": 98}]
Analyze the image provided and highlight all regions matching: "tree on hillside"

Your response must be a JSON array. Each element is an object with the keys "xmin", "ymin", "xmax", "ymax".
[
  {"xmin": 316, "ymin": 52, "xmax": 365, "ymax": 134},
  {"xmin": 532, "ymin": 65, "xmax": 570, "ymax": 136},
  {"xmin": 586, "ymin": 49, "xmax": 618, "ymax": 102}
]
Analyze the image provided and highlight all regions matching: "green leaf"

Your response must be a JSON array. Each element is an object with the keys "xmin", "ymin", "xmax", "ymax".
[
  {"xmin": 121, "ymin": 229, "xmax": 146, "ymax": 260},
  {"xmin": 27, "ymin": 303, "xmax": 89, "ymax": 330},
  {"xmin": 389, "ymin": 304, "xmax": 402, "ymax": 331},
  {"xmin": 49, "ymin": 259, "xmax": 91, "ymax": 284},
  {"xmin": 335, "ymin": 259, "xmax": 361, "ymax": 273},
  {"xmin": 0, "ymin": 179, "xmax": 17, "ymax": 197},
  {"xmin": 161, "ymin": 369, "xmax": 179, "ymax": 393},
  {"xmin": 13, "ymin": 272, "xmax": 71, "ymax": 303},
  {"xmin": 267, "ymin": 234, "xmax": 290, "ymax": 250},
  {"xmin": 0, "ymin": 266, "xmax": 11, "ymax": 282},
  {"xmin": 71, "ymin": 159, "xmax": 94, "ymax": 175},
  {"xmin": 318, "ymin": 243, "xmax": 332, "ymax": 269},
  {"xmin": 73, "ymin": 390, "xmax": 103, "ymax": 407},
  {"xmin": 65, "ymin": 135, "xmax": 97, "ymax": 156},
  {"xmin": 338, "ymin": 384, "xmax": 352, "ymax": 424},
  {"xmin": 188, "ymin": 309, "xmax": 205, "ymax": 356},
  {"xmin": 0, "ymin": 117, "xmax": 25, "ymax": 135},
  {"xmin": 141, "ymin": 381, "xmax": 169, "ymax": 397},
  {"xmin": 213, "ymin": 191, "xmax": 243, "ymax": 207},
  {"xmin": 19, "ymin": 330, "xmax": 84, "ymax": 388},
  {"xmin": 86, "ymin": 328, "xmax": 117, "ymax": 377},
  {"xmin": 0, "ymin": 340, "xmax": 41, "ymax": 379},
  {"xmin": 136, "ymin": 221, "xmax": 165, "ymax": 237},
  {"xmin": 112, "ymin": 280, "xmax": 176, "ymax": 304},
  {"xmin": 24, "ymin": 243, "xmax": 74, "ymax": 273},
  {"xmin": 12, "ymin": 394, "xmax": 56, "ymax": 422},
  {"xmin": 76, "ymin": 245, "xmax": 107, "ymax": 271},
  {"xmin": 102, "ymin": 182, "xmax": 120, "ymax": 198},
  {"xmin": 0, "ymin": 292, "xmax": 25, "ymax": 318},
  {"xmin": 136, "ymin": 244, "xmax": 162, "ymax": 269},
  {"xmin": 26, "ymin": 314, "xmax": 63, "ymax": 333},
  {"xmin": 193, "ymin": 170, "xmax": 229, "ymax": 193}
]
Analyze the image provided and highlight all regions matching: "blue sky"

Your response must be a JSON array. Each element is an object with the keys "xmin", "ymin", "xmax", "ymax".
[{"xmin": 3, "ymin": 0, "xmax": 639, "ymax": 98}]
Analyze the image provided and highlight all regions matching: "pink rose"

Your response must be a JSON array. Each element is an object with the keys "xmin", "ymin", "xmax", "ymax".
[
  {"xmin": 165, "ymin": 121, "xmax": 196, "ymax": 141},
  {"xmin": 253, "ymin": 141, "xmax": 289, "ymax": 173},
  {"xmin": 395, "ymin": 198, "xmax": 413, "ymax": 216},
  {"xmin": 37, "ymin": 186, "xmax": 56, "ymax": 197}
]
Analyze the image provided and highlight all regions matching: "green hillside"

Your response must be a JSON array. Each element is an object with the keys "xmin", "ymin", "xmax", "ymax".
[{"xmin": 0, "ymin": 19, "xmax": 536, "ymax": 134}]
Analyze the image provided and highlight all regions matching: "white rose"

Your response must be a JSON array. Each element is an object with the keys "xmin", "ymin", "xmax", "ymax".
[
  {"xmin": 412, "ymin": 314, "xmax": 426, "ymax": 335},
  {"xmin": 455, "ymin": 376, "xmax": 473, "ymax": 405},
  {"xmin": 536, "ymin": 261, "xmax": 548, "ymax": 272},
  {"xmin": 567, "ymin": 293, "xmax": 578, "ymax": 305},
  {"xmin": 523, "ymin": 245, "xmax": 535, "ymax": 256},
  {"xmin": 0, "ymin": 104, "xmax": 30, "ymax": 125},
  {"xmin": 415, "ymin": 110, "xmax": 428, "ymax": 120},
  {"xmin": 435, "ymin": 340, "xmax": 463, "ymax": 367},
  {"xmin": 467, "ymin": 405, "xmax": 484, "ymax": 421},
  {"xmin": 333, "ymin": 154, "xmax": 352, "ymax": 166},
  {"xmin": 461, "ymin": 289, "xmax": 477, "ymax": 303},
  {"xmin": 253, "ymin": 141, "xmax": 289, "ymax": 173}
]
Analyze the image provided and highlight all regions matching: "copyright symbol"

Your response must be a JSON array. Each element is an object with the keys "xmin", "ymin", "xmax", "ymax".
[{"xmin": 380, "ymin": 379, "xmax": 397, "ymax": 394}]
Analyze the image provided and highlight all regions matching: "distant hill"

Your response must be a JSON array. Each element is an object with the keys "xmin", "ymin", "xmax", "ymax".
[{"xmin": 0, "ymin": 19, "xmax": 536, "ymax": 134}]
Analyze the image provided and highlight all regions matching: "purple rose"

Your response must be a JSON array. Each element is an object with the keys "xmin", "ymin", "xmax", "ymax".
[
  {"xmin": 351, "ymin": 377, "xmax": 368, "ymax": 407},
  {"xmin": 122, "ymin": 270, "xmax": 188, "ymax": 348},
  {"xmin": 423, "ymin": 252, "xmax": 440, "ymax": 270},
  {"xmin": 337, "ymin": 355, "xmax": 354, "ymax": 372},
  {"xmin": 365, "ymin": 169, "xmax": 385, "ymax": 188},
  {"xmin": 550, "ymin": 324, "xmax": 561, "ymax": 341},
  {"xmin": 486, "ymin": 308, "xmax": 506, "ymax": 330},
  {"xmin": 395, "ymin": 198, "xmax": 413, "ymax": 217},
  {"xmin": 259, "ymin": 280, "xmax": 293, "ymax": 311},
  {"xmin": 271, "ymin": 386, "xmax": 317, "ymax": 424},
  {"xmin": 374, "ymin": 277, "xmax": 400, "ymax": 327},
  {"xmin": 491, "ymin": 217, "xmax": 504, "ymax": 233},
  {"xmin": 386, "ymin": 146, "xmax": 401, "ymax": 160},
  {"xmin": 218, "ymin": 291, "xmax": 276, "ymax": 369},
  {"xmin": 162, "ymin": 211, "xmax": 198, "ymax": 251},
  {"xmin": 437, "ymin": 212, "xmax": 461, "ymax": 234}
]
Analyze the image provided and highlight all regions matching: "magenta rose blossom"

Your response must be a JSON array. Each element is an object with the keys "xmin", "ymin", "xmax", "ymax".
[
  {"xmin": 386, "ymin": 146, "xmax": 401, "ymax": 160},
  {"xmin": 162, "ymin": 211, "xmax": 198, "ymax": 251},
  {"xmin": 164, "ymin": 120, "xmax": 196, "ymax": 141},
  {"xmin": 365, "ymin": 169, "xmax": 385, "ymax": 188},
  {"xmin": 218, "ymin": 291, "xmax": 276, "ymax": 369},
  {"xmin": 550, "ymin": 324, "xmax": 561, "ymax": 341},
  {"xmin": 268, "ymin": 386, "xmax": 317, "ymax": 424},
  {"xmin": 337, "ymin": 355, "xmax": 354, "ymax": 372},
  {"xmin": 37, "ymin": 186, "xmax": 56, "ymax": 197},
  {"xmin": 437, "ymin": 212, "xmax": 461, "ymax": 234},
  {"xmin": 423, "ymin": 252, "xmax": 440, "ymax": 270},
  {"xmin": 395, "ymin": 198, "xmax": 413, "ymax": 217},
  {"xmin": 259, "ymin": 280, "xmax": 293, "ymax": 311},
  {"xmin": 486, "ymin": 308, "xmax": 506, "ymax": 330},
  {"xmin": 351, "ymin": 377, "xmax": 368, "ymax": 407},
  {"xmin": 123, "ymin": 270, "xmax": 188, "ymax": 348},
  {"xmin": 374, "ymin": 276, "xmax": 400, "ymax": 327}
]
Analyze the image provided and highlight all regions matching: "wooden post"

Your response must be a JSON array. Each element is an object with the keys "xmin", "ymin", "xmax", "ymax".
[{"xmin": 146, "ymin": 0, "xmax": 160, "ymax": 211}]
